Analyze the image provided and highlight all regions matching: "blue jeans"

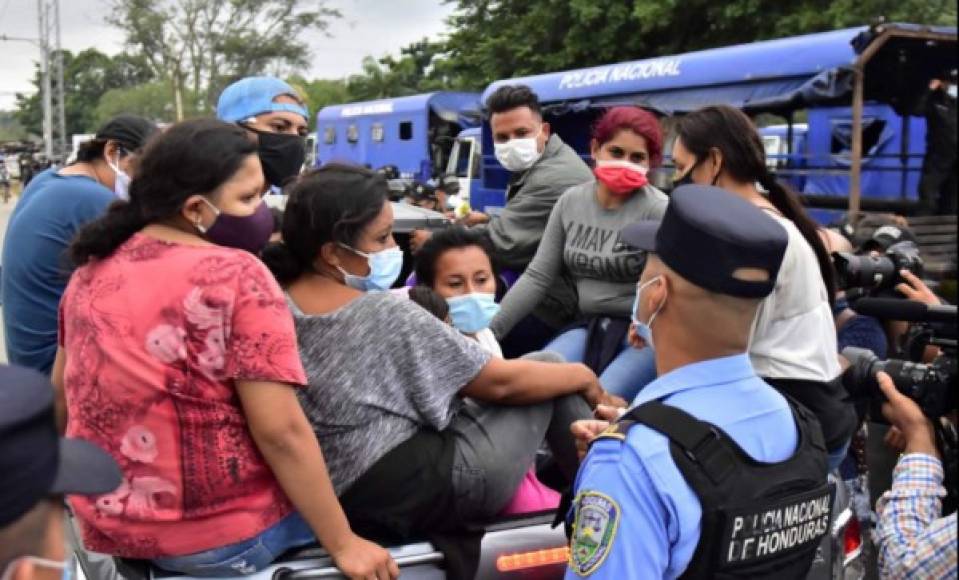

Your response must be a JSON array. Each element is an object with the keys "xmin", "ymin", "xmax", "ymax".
[
  {"xmin": 152, "ymin": 512, "xmax": 315, "ymax": 577},
  {"xmin": 827, "ymin": 437, "xmax": 851, "ymax": 473},
  {"xmin": 545, "ymin": 327, "xmax": 657, "ymax": 401}
]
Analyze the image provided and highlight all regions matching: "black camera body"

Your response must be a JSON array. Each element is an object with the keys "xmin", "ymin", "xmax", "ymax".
[
  {"xmin": 842, "ymin": 346, "xmax": 956, "ymax": 419},
  {"xmin": 832, "ymin": 240, "xmax": 924, "ymax": 296}
]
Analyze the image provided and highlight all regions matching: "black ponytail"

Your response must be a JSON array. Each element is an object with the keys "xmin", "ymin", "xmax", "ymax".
[
  {"xmin": 676, "ymin": 105, "xmax": 835, "ymax": 305},
  {"xmin": 261, "ymin": 164, "xmax": 389, "ymax": 286},
  {"xmin": 70, "ymin": 199, "xmax": 149, "ymax": 266},
  {"xmin": 759, "ymin": 173, "xmax": 837, "ymax": 305},
  {"xmin": 68, "ymin": 118, "xmax": 257, "ymax": 266},
  {"xmin": 260, "ymin": 241, "xmax": 305, "ymax": 286}
]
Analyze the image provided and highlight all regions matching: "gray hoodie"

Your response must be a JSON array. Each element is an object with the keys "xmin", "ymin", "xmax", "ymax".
[{"xmin": 474, "ymin": 133, "xmax": 593, "ymax": 328}]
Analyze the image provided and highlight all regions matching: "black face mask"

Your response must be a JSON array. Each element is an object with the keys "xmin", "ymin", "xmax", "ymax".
[
  {"xmin": 244, "ymin": 126, "xmax": 307, "ymax": 188},
  {"xmin": 672, "ymin": 158, "xmax": 721, "ymax": 189}
]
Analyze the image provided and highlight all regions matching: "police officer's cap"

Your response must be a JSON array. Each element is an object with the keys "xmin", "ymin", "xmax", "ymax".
[
  {"xmin": 0, "ymin": 365, "xmax": 122, "ymax": 526},
  {"xmin": 621, "ymin": 185, "xmax": 788, "ymax": 299}
]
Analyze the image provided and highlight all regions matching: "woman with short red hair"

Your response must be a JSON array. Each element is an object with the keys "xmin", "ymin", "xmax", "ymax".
[{"xmin": 491, "ymin": 106, "xmax": 667, "ymax": 401}]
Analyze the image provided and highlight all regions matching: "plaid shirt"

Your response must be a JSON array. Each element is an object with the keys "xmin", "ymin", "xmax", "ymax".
[{"xmin": 876, "ymin": 453, "xmax": 957, "ymax": 579}]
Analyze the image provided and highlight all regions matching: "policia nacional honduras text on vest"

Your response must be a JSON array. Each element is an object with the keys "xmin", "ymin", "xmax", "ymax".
[{"xmin": 577, "ymin": 399, "xmax": 830, "ymax": 579}]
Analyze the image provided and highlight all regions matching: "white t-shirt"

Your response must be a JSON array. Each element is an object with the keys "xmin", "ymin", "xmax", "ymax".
[
  {"xmin": 471, "ymin": 328, "xmax": 504, "ymax": 358},
  {"xmin": 749, "ymin": 213, "xmax": 841, "ymax": 382}
]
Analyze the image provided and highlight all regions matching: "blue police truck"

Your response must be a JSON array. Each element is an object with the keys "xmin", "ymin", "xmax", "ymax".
[
  {"xmin": 450, "ymin": 24, "xmax": 955, "ymax": 225},
  {"xmin": 315, "ymin": 92, "xmax": 481, "ymax": 183}
]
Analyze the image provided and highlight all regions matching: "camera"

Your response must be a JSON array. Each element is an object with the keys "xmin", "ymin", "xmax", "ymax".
[
  {"xmin": 841, "ymin": 346, "xmax": 956, "ymax": 419},
  {"xmin": 832, "ymin": 240, "xmax": 924, "ymax": 295}
]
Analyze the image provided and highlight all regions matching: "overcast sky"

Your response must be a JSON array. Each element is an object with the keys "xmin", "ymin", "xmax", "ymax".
[{"xmin": 0, "ymin": 0, "xmax": 455, "ymax": 109}]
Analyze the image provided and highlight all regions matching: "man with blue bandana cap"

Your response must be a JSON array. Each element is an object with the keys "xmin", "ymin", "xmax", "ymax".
[
  {"xmin": 565, "ymin": 185, "xmax": 831, "ymax": 579},
  {"xmin": 217, "ymin": 76, "xmax": 310, "ymax": 190}
]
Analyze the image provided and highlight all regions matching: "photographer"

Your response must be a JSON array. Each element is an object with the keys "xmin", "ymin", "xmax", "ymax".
[
  {"xmin": 821, "ymin": 228, "xmax": 888, "ymax": 359},
  {"xmin": 835, "ymin": 219, "xmax": 945, "ymax": 363},
  {"xmin": 874, "ymin": 372, "xmax": 956, "ymax": 578}
]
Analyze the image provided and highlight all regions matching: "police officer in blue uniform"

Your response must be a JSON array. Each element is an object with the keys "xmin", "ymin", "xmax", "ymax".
[{"xmin": 566, "ymin": 185, "xmax": 830, "ymax": 579}]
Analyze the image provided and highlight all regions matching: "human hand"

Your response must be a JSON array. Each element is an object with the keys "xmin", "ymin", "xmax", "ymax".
[
  {"xmin": 569, "ymin": 364, "xmax": 605, "ymax": 408},
  {"xmin": 594, "ymin": 404, "xmax": 626, "ymax": 421},
  {"xmin": 895, "ymin": 270, "xmax": 941, "ymax": 306},
  {"xmin": 329, "ymin": 533, "xmax": 399, "ymax": 580},
  {"xmin": 627, "ymin": 323, "xmax": 645, "ymax": 349},
  {"xmin": 597, "ymin": 393, "xmax": 628, "ymax": 410},
  {"xmin": 877, "ymin": 371, "xmax": 938, "ymax": 458},
  {"xmin": 409, "ymin": 229, "xmax": 432, "ymax": 254},
  {"xmin": 459, "ymin": 211, "xmax": 490, "ymax": 226},
  {"xmin": 571, "ymin": 419, "xmax": 611, "ymax": 461},
  {"xmin": 883, "ymin": 426, "xmax": 907, "ymax": 452}
]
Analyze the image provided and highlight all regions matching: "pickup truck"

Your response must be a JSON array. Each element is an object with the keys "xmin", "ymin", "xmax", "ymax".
[{"xmin": 68, "ymin": 200, "xmax": 865, "ymax": 580}]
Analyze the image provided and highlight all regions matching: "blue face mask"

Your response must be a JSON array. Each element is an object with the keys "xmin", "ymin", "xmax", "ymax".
[
  {"xmin": 447, "ymin": 292, "xmax": 500, "ymax": 334},
  {"xmin": 337, "ymin": 244, "xmax": 403, "ymax": 292},
  {"xmin": 631, "ymin": 275, "xmax": 665, "ymax": 349}
]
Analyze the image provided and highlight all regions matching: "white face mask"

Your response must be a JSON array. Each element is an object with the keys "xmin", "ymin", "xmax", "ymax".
[
  {"xmin": 494, "ymin": 127, "xmax": 544, "ymax": 172},
  {"xmin": 106, "ymin": 150, "xmax": 131, "ymax": 200}
]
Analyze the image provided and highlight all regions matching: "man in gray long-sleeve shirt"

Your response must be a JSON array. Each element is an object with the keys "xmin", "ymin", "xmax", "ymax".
[{"xmin": 412, "ymin": 85, "xmax": 592, "ymax": 339}]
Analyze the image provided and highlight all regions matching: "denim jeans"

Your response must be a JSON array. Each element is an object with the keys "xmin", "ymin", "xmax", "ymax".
[
  {"xmin": 152, "ymin": 512, "xmax": 315, "ymax": 577},
  {"xmin": 827, "ymin": 437, "xmax": 852, "ymax": 473},
  {"xmin": 545, "ymin": 327, "xmax": 657, "ymax": 401}
]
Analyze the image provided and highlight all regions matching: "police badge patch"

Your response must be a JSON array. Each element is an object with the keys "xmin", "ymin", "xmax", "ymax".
[{"xmin": 570, "ymin": 491, "xmax": 620, "ymax": 576}]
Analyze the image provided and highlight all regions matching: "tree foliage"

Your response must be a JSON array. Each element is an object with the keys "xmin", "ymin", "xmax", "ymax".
[
  {"xmin": 14, "ymin": 49, "xmax": 154, "ymax": 136},
  {"xmin": 94, "ymin": 82, "xmax": 186, "ymax": 127},
  {"xmin": 15, "ymin": 0, "xmax": 956, "ymax": 137},
  {"xmin": 286, "ymin": 75, "xmax": 350, "ymax": 119},
  {"xmin": 434, "ymin": 0, "xmax": 958, "ymax": 91},
  {"xmin": 108, "ymin": 0, "xmax": 340, "ymax": 117}
]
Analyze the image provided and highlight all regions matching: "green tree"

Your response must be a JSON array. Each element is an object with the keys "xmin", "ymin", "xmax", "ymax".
[
  {"xmin": 329, "ymin": 39, "xmax": 454, "ymax": 103},
  {"xmin": 286, "ymin": 76, "xmax": 350, "ymax": 118},
  {"xmin": 94, "ymin": 81, "xmax": 185, "ymax": 126},
  {"xmin": 14, "ymin": 49, "xmax": 154, "ymax": 137},
  {"xmin": 108, "ymin": 0, "xmax": 341, "ymax": 118},
  {"xmin": 0, "ymin": 111, "xmax": 28, "ymax": 142},
  {"xmin": 436, "ymin": 0, "xmax": 958, "ymax": 90}
]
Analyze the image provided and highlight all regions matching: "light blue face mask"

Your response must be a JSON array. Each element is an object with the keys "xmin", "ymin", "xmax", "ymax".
[
  {"xmin": 337, "ymin": 244, "xmax": 403, "ymax": 292},
  {"xmin": 631, "ymin": 275, "xmax": 664, "ymax": 349},
  {"xmin": 447, "ymin": 292, "xmax": 500, "ymax": 334}
]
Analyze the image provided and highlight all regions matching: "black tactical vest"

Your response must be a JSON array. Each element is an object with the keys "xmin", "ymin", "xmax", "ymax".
[{"xmin": 594, "ymin": 398, "xmax": 831, "ymax": 579}]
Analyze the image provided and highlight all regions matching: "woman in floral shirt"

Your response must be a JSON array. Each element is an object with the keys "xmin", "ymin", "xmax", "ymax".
[{"xmin": 52, "ymin": 119, "xmax": 397, "ymax": 579}]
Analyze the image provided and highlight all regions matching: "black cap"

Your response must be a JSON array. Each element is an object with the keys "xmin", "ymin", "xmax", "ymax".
[
  {"xmin": 411, "ymin": 181, "xmax": 437, "ymax": 200},
  {"xmin": 94, "ymin": 114, "xmax": 159, "ymax": 152},
  {"xmin": 0, "ymin": 365, "xmax": 122, "ymax": 526},
  {"xmin": 863, "ymin": 223, "xmax": 918, "ymax": 252},
  {"xmin": 621, "ymin": 185, "xmax": 788, "ymax": 298}
]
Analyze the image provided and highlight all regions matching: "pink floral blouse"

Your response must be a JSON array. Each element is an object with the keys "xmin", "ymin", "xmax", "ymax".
[{"xmin": 59, "ymin": 233, "xmax": 307, "ymax": 558}]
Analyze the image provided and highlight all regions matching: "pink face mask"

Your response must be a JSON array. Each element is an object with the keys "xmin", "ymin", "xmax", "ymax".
[{"xmin": 593, "ymin": 159, "xmax": 649, "ymax": 196}]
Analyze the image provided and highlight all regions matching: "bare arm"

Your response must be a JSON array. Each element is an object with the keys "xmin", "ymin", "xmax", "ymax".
[
  {"xmin": 236, "ymin": 380, "xmax": 398, "ymax": 580},
  {"xmin": 461, "ymin": 357, "xmax": 604, "ymax": 406},
  {"xmin": 51, "ymin": 347, "xmax": 67, "ymax": 433}
]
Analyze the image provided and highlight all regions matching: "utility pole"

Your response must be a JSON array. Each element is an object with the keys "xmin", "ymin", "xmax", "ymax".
[
  {"xmin": 53, "ymin": 0, "xmax": 66, "ymax": 159},
  {"xmin": 36, "ymin": 0, "xmax": 65, "ymax": 161},
  {"xmin": 37, "ymin": 0, "xmax": 52, "ymax": 159}
]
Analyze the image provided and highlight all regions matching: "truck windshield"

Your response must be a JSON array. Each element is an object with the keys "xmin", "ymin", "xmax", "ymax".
[{"xmin": 446, "ymin": 138, "xmax": 478, "ymax": 178}]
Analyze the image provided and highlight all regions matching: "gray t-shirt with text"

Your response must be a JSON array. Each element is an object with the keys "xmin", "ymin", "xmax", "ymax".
[{"xmin": 491, "ymin": 181, "xmax": 668, "ymax": 337}]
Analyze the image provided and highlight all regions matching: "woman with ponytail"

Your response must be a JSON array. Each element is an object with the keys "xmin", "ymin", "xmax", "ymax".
[
  {"xmin": 672, "ymin": 105, "xmax": 856, "ymax": 470},
  {"xmin": 55, "ymin": 119, "xmax": 397, "ymax": 579},
  {"xmin": 261, "ymin": 164, "xmax": 610, "ymax": 540}
]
